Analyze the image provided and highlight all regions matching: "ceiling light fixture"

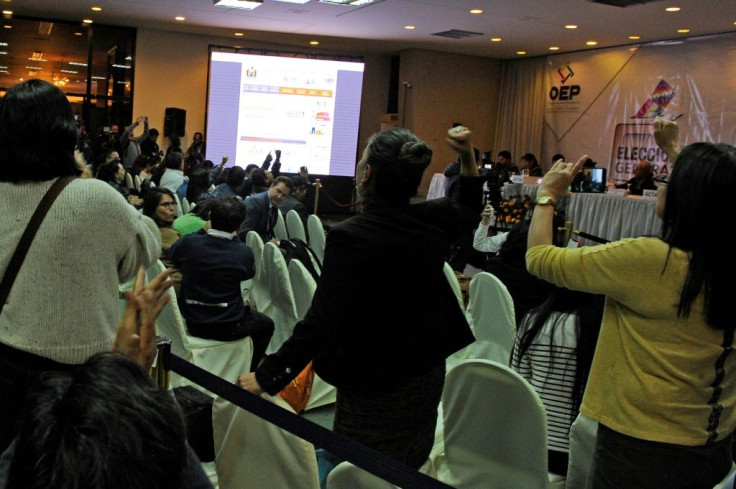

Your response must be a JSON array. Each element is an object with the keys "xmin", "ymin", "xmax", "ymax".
[
  {"xmin": 469, "ymin": 9, "xmax": 483, "ymax": 14},
  {"xmin": 629, "ymin": 35, "xmax": 640, "ymax": 40},
  {"xmin": 517, "ymin": 51, "xmax": 527, "ymax": 55},
  {"xmin": 175, "ymin": 16, "xmax": 186, "ymax": 21},
  {"xmin": 404, "ymin": 25, "xmax": 415, "ymax": 30},
  {"xmin": 549, "ymin": 46, "xmax": 560, "ymax": 51},
  {"xmin": 91, "ymin": 6, "xmax": 102, "ymax": 11},
  {"xmin": 309, "ymin": 40, "xmax": 320, "ymax": 45},
  {"xmin": 82, "ymin": 19, "xmax": 93, "ymax": 24},
  {"xmin": 665, "ymin": 7, "xmax": 681, "ymax": 12},
  {"xmin": 565, "ymin": 24, "xmax": 578, "ymax": 29},
  {"xmin": 271, "ymin": 0, "xmax": 311, "ymax": 3},
  {"xmin": 234, "ymin": 32, "xmax": 244, "ymax": 36},
  {"xmin": 490, "ymin": 37, "xmax": 501, "ymax": 42},
  {"xmin": 319, "ymin": 0, "xmax": 379, "ymax": 5},
  {"xmin": 213, "ymin": 0, "xmax": 263, "ymax": 10},
  {"xmin": 586, "ymin": 41, "xmax": 598, "ymax": 45},
  {"xmin": 74, "ymin": 32, "xmax": 83, "ymax": 36},
  {"xmin": 677, "ymin": 28, "xmax": 690, "ymax": 33}
]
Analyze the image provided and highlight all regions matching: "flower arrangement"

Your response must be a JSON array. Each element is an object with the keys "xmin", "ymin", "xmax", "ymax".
[{"xmin": 495, "ymin": 194, "xmax": 532, "ymax": 229}]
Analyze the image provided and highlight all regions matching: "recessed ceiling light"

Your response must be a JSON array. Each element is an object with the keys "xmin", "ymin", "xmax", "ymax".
[
  {"xmin": 213, "ymin": 0, "xmax": 263, "ymax": 10},
  {"xmin": 517, "ymin": 51, "xmax": 527, "ymax": 55},
  {"xmin": 629, "ymin": 35, "xmax": 640, "ymax": 40},
  {"xmin": 1, "ymin": 9, "xmax": 11, "ymax": 15},
  {"xmin": 549, "ymin": 46, "xmax": 560, "ymax": 51},
  {"xmin": 309, "ymin": 40, "xmax": 319, "ymax": 45},
  {"xmin": 175, "ymin": 16, "xmax": 186, "ymax": 21},
  {"xmin": 677, "ymin": 28, "xmax": 690, "ymax": 33},
  {"xmin": 234, "ymin": 32, "xmax": 244, "ymax": 36},
  {"xmin": 665, "ymin": 7, "xmax": 681, "ymax": 12},
  {"xmin": 74, "ymin": 32, "xmax": 83, "ymax": 36},
  {"xmin": 490, "ymin": 37, "xmax": 502, "ymax": 42},
  {"xmin": 2, "ymin": 25, "xmax": 10, "ymax": 29},
  {"xmin": 404, "ymin": 25, "xmax": 415, "ymax": 30},
  {"xmin": 586, "ymin": 41, "xmax": 598, "ymax": 46},
  {"xmin": 82, "ymin": 19, "xmax": 93, "ymax": 24},
  {"xmin": 469, "ymin": 9, "xmax": 483, "ymax": 14},
  {"xmin": 565, "ymin": 24, "xmax": 578, "ymax": 29},
  {"xmin": 91, "ymin": 6, "xmax": 102, "ymax": 11}
]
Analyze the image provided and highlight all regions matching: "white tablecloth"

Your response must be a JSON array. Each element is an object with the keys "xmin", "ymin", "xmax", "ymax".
[{"xmin": 497, "ymin": 183, "xmax": 662, "ymax": 244}]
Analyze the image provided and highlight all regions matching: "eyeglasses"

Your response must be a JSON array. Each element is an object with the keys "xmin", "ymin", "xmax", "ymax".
[{"xmin": 158, "ymin": 201, "xmax": 177, "ymax": 208}]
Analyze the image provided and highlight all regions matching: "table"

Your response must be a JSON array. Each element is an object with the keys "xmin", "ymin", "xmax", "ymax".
[{"xmin": 497, "ymin": 183, "xmax": 662, "ymax": 244}]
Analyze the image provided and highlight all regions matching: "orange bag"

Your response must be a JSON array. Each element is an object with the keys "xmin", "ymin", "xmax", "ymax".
[{"xmin": 278, "ymin": 361, "xmax": 315, "ymax": 413}]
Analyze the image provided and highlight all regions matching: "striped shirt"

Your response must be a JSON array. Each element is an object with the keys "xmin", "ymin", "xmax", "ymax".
[{"xmin": 511, "ymin": 312, "xmax": 578, "ymax": 453}]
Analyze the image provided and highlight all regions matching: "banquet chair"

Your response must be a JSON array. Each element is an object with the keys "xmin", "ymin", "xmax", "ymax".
[
  {"xmin": 145, "ymin": 260, "xmax": 254, "ymax": 392},
  {"xmin": 262, "ymin": 242, "xmax": 299, "ymax": 353},
  {"xmin": 173, "ymin": 192, "xmax": 183, "ymax": 217},
  {"xmin": 124, "ymin": 172, "xmax": 134, "ymax": 189},
  {"xmin": 245, "ymin": 231, "xmax": 270, "ymax": 314},
  {"xmin": 181, "ymin": 196, "xmax": 191, "ymax": 214},
  {"xmin": 565, "ymin": 413, "xmax": 598, "ymax": 489},
  {"xmin": 326, "ymin": 459, "xmax": 435, "ymax": 489},
  {"xmin": 435, "ymin": 359, "xmax": 557, "ymax": 489},
  {"xmin": 307, "ymin": 214, "xmax": 326, "ymax": 263},
  {"xmin": 274, "ymin": 209, "xmax": 288, "ymax": 240},
  {"xmin": 443, "ymin": 261, "xmax": 464, "ymax": 310},
  {"xmin": 212, "ymin": 394, "xmax": 319, "ymax": 489},
  {"xmin": 286, "ymin": 209, "xmax": 307, "ymax": 241},
  {"xmin": 288, "ymin": 259, "xmax": 336, "ymax": 410},
  {"xmin": 460, "ymin": 272, "xmax": 516, "ymax": 366},
  {"xmin": 134, "ymin": 174, "xmax": 142, "ymax": 193}
]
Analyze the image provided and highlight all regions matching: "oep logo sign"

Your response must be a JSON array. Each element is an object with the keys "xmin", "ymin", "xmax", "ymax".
[{"xmin": 550, "ymin": 63, "xmax": 581, "ymax": 101}]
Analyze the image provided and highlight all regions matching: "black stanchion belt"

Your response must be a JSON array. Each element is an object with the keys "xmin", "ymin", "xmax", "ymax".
[{"xmin": 170, "ymin": 354, "xmax": 455, "ymax": 489}]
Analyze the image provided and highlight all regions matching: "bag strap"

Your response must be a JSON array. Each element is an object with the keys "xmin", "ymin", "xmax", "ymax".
[{"xmin": 0, "ymin": 176, "xmax": 76, "ymax": 311}]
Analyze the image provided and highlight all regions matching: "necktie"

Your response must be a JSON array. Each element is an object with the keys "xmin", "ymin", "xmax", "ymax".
[{"xmin": 269, "ymin": 205, "xmax": 278, "ymax": 236}]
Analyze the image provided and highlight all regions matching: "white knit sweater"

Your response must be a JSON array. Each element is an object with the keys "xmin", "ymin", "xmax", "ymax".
[{"xmin": 0, "ymin": 178, "xmax": 160, "ymax": 364}]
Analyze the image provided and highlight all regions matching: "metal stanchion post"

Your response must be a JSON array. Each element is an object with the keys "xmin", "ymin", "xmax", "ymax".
[
  {"xmin": 313, "ymin": 178, "xmax": 321, "ymax": 215},
  {"xmin": 151, "ymin": 336, "xmax": 172, "ymax": 391}
]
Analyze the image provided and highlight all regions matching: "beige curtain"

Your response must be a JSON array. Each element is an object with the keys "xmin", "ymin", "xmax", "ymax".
[{"xmin": 492, "ymin": 57, "xmax": 547, "ymax": 169}]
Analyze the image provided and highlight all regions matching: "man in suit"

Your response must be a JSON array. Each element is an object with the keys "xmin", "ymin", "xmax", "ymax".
[
  {"xmin": 238, "ymin": 176, "xmax": 294, "ymax": 242},
  {"xmin": 277, "ymin": 175, "xmax": 309, "ymax": 226}
]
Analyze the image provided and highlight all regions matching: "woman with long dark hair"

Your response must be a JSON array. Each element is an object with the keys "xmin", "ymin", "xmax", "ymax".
[
  {"xmin": 511, "ymin": 288, "xmax": 604, "ymax": 475},
  {"xmin": 0, "ymin": 79, "xmax": 160, "ymax": 452},
  {"xmin": 526, "ymin": 119, "xmax": 736, "ymax": 488}
]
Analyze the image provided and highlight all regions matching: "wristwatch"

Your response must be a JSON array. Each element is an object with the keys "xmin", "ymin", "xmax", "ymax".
[{"xmin": 536, "ymin": 195, "xmax": 556, "ymax": 206}]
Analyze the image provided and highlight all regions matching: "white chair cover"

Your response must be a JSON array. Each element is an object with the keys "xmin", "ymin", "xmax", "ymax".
[
  {"xmin": 462, "ymin": 272, "xmax": 516, "ymax": 364},
  {"xmin": 245, "ymin": 231, "xmax": 270, "ymax": 313},
  {"xmin": 286, "ymin": 209, "xmax": 307, "ymax": 242},
  {"xmin": 181, "ymin": 197, "xmax": 191, "ymax": 214},
  {"xmin": 172, "ymin": 192, "xmax": 183, "ymax": 217},
  {"xmin": 274, "ymin": 209, "xmax": 288, "ymax": 240},
  {"xmin": 436, "ymin": 359, "xmax": 550, "ymax": 489},
  {"xmin": 307, "ymin": 214, "xmax": 326, "ymax": 264},
  {"xmin": 327, "ymin": 460, "xmax": 435, "ymax": 489},
  {"xmin": 262, "ymin": 242, "xmax": 299, "ymax": 353},
  {"xmin": 145, "ymin": 260, "xmax": 254, "ymax": 391},
  {"xmin": 134, "ymin": 174, "xmax": 142, "ymax": 193},
  {"xmin": 443, "ymin": 262, "xmax": 464, "ymax": 310},
  {"xmin": 288, "ymin": 259, "xmax": 336, "ymax": 410},
  {"xmin": 212, "ymin": 395, "xmax": 319, "ymax": 489},
  {"xmin": 565, "ymin": 413, "xmax": 598, "ymax": 489},
  {"xmin": 714, "ymin": 464, "xmax": 736, "ymax": 489},
  {"xmin": 124, "ymin": 172, "xmax": 134, "ymax": 189}
]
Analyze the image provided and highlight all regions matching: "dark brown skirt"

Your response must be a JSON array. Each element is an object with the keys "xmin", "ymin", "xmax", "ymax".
[{"xmin": 333, "ymin": 363, "xmax": 445, "ymax": 469}]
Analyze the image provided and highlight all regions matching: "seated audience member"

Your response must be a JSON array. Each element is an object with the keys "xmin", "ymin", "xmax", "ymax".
[
  {"xmin": 237, "ymin": 164, "xmax": 260, "ymax": 197},
  {"xmin": 277, "ymin": 175, "xmax": 309, "ymax": 226},
  {"xmin": 181, "ymin": 167, "xmax": 213, "ymax": 204},
  {"xmin": 169, "ymin": 197, "xmax": 274, "ymax": 368},
  {"xmin": 238, "ymin": 176, "xmax": 294, "ymax": 242},
  {"xmin": 520, "ymin": 153, "xmax": 542, "ymax": 177},
  {"xmin": 159, "ymin": 152, "xmax": 186, "ymax": 194},
  {"xmin": 618, "ymin": 160, "xmax": 657, "ymax": 195},
  {"xmin": 0, "ymin": 79, "xmax": 161, "ymax": 453},
  {"xmin": 165, "ymin": 134, "xmax": 182, "ymax": 156},
  {"xmin": 213, "ymin": 165, "xmax": 245, "ymax": 199},
  {"xmin": 96, "ymin": 158, "xmax": 141, "ymax": 206},
  {"xmin": 142, "ymin": 187, "xmax": 181, "ymax": 290},
  {"xmin": 484, "ymin": 221, "xmax": 556, "ymax": 324},
  {"xmin": 0, "ymin": 268, "xmax": 212, "ymax": 489},
  {"xmin": 473, "ymin": 203, "xmax": 509, "ymax": 254},
  {"xmin": 187, "ymin": 131, "xmax": 206, "ymax": 158},
  {"xmin": 484, "ymin": 150, "xmax": 515, "ymax": 208},
  {"xmin": 249, "ymin": 168, "xmax": 270, "ymax": 195},
  {"xmin": 511, "ymin": 288, "xmax": 604, "ymax": 476},
  {"xmin": 551, "ymin": 153, "xmax": 565, "ymax": 165},
  {"xmin": 173, "ymin": 198, "xmax": 217, "ymax": 236},
  {"xmin": 206, "ymin": 156, "xmax": 228, "ymax": 185}
]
